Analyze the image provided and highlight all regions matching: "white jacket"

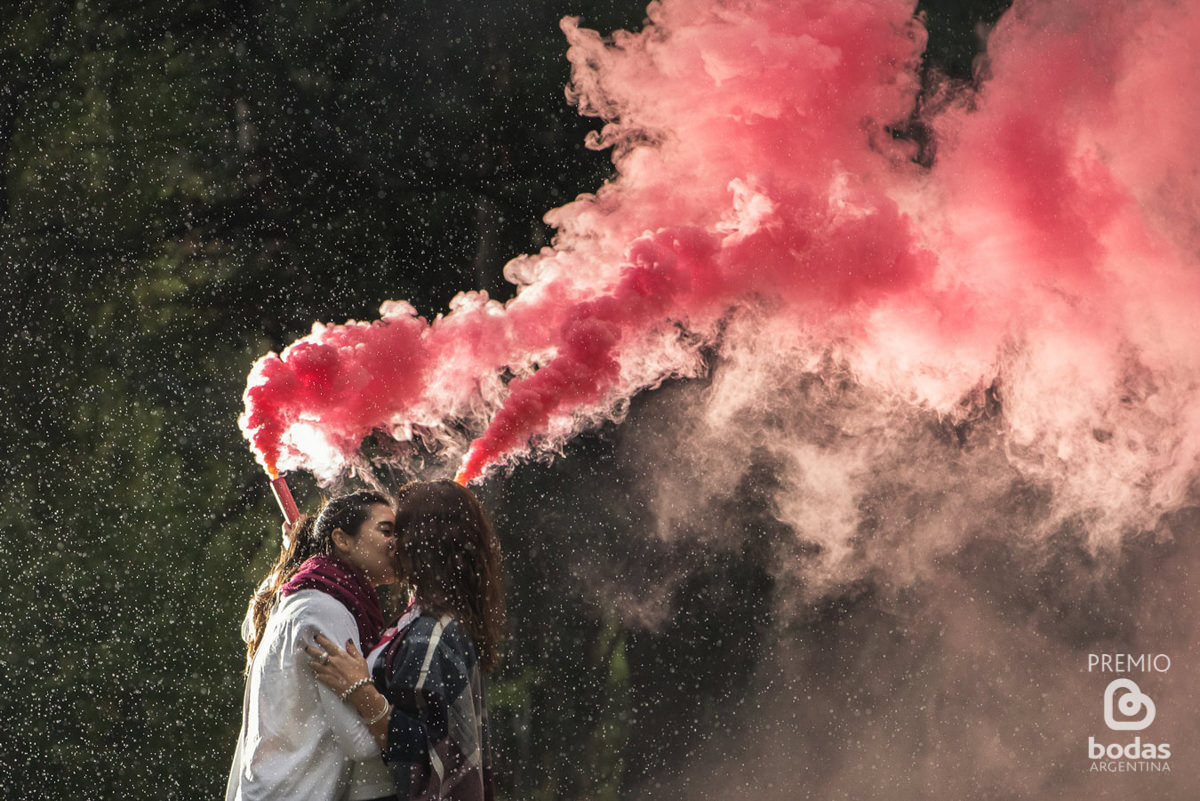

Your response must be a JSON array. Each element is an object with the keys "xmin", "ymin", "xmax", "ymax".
[{"xmin": 226, "ymin": 589, "xmax": 391, "ymax": 801}]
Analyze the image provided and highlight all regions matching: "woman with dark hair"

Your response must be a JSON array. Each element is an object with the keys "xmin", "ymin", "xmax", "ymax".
[
  {"xmin": 307, "ymin": 480, "xmax": 505, "ymax": 801},
  {"xmin": 227, "ymin": 490, "xmax": 399, "ymax": 801}
]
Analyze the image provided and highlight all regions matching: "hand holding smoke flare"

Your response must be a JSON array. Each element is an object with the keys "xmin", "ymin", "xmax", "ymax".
[{"xmin": 240, "ymin": 0, "xmax": 1200, "ymax": 549}]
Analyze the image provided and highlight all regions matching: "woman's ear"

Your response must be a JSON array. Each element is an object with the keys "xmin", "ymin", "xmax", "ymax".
[{"xmin": 330, "ymin": 527, "xmax": 351, "ymax": 555}]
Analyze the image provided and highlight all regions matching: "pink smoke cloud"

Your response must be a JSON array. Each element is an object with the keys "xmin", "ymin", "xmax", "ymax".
[{"xmin": 241, "ymin": 0, "xmax": 1200, "ymax": 542}]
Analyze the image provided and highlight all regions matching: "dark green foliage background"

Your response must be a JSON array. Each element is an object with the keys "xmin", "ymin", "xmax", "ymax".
[{"xmin": 0, "ymin": 1, "xmax": 1005, "ymax": 797}]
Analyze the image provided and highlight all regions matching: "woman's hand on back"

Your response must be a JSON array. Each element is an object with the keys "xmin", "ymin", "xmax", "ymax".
[{"xmin": 305, "ymin": 632, "xmax": 370, "ymax": 695}]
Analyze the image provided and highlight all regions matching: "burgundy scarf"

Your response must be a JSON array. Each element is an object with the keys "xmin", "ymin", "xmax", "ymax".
[{"xmin": 281, "ymin": 554, "xmax": 385, "ymax": 652}]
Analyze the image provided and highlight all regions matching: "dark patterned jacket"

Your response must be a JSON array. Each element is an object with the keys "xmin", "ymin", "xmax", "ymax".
[{"xmin": 373, "ymin": 612, "xmax": 495, "ymax": 801}]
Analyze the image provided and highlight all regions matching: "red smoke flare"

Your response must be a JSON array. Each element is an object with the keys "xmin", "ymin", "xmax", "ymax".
[{"xmin": 269, "ymin": 475, "xmax": 301, "ymax": 526}]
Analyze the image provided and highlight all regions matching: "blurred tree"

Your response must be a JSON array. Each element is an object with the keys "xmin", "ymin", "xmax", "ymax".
[{"xmin": 0, "ymin": 2, "xmax": 272, "ymax": 795}]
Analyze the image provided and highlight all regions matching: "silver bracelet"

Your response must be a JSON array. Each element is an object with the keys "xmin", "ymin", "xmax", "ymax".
[
  {"xmin": 340, "ymin": 677, "xmax": 372, "ymax": 701},
  {"xmin": 366, "ymin": 699, "xmax": 391, "ymax": 726}
]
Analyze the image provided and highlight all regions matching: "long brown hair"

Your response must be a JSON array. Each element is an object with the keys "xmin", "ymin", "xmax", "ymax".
[
  {"xmin": 394, "ymin": 480, "xmax": 505, "ymax": 672},
  {"xmin": 243, "ymin": 490, "xmax": 391, "ymax": 669}
]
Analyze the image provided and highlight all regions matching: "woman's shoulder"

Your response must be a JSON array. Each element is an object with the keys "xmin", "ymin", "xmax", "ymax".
[
  {"xmin": 275, "ymin": 588, "xmax": 355, "ymax": 625},
  {"xmin": 256, "ymin": 590, "xmax": 356, "ymax": 658},
  {"xmin": 407, "ymin": 611, "xmax": 457, "ymax": 635},
  {"xmin": 388, "ymin": 613, "xmax": 478, "ymax": 689},
  {"xmin": 413, "ymin": 609, "xmax": 469, "ymax": 629},
  {"xmin": 407, "ymin": 613, "xmax": 476, "ymax": 657}
]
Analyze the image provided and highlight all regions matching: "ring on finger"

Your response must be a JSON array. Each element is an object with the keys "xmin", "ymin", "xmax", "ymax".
[{"xmin": 320, "ymin": 652, "xmax": 330, "ymax": 665}]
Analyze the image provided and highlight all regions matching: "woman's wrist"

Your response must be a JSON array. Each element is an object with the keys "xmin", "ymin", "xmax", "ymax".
[
  {"xmin": 366, "ymin": 698, "xmax": 391, "ymax": 725},
  {"xmin": 340, "ymin": 677, "xmax": 372, "ymax": 701},
  {"xmin": 349, "ymin": 685, "xmax": 387, "ymax": 718},
  {"xmin": 351, "ymin": 686, "xmax": 391, "ymax": 749}
]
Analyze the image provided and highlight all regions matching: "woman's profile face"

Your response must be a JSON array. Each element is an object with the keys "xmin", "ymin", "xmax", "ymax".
[{"xmin": 336, "ymin": 503, "xmax": 397, "ymax": 586}]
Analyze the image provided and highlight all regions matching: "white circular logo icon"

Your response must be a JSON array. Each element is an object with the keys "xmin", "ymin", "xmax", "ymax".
[{"xmin": 1104, "ymin": 678, "xmax": 1156, "ymax": 731}]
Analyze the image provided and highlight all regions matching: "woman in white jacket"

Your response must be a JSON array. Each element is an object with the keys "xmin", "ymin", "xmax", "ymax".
[{"xmin": 227, "ymin": 490, "xmax": 398, "ymax": 801}]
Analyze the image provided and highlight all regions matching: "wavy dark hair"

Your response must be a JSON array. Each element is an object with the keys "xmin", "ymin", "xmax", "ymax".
[
  {"xmin": 243, "ymin": 490, "xmax": 391, "ymax": 669},
  {"xmin": 394, "ymin": 480, "xmax": 505, "ymax": 672}
]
